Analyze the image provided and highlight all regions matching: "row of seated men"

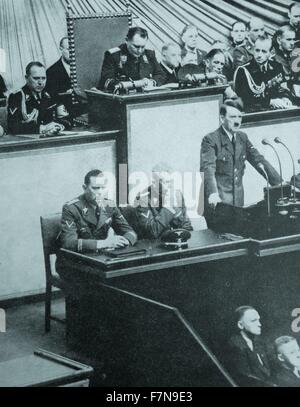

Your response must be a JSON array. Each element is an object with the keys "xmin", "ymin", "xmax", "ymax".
[
  {"xmin": 226, "ymin": 306, "xmax": 300, "ymax": 387},
  {"xmin": 2, "ymin": 37, "xmax": 82, "ymax": 136},
  {"xmin": 99, "ymin": 3, "xmax": 300, "ymax": 113},
  {"xmin": 4, "ymin": 3, "xmax": 300, "ymax": 137}
]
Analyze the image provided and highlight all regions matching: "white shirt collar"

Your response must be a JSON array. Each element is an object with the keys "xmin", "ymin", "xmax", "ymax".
[
  {"xmin": 294, "ymin": 367, "xmax": 300, "ymax": 378},
  {"xmin": 161, "ymin": 62, "xmax": 175, "ymax": 75},
  {"xmin": 241, "ymin": 331, "xmax": 254, "ymax": 351},
  {"xmin": 61, "ymin": 57, "xmax": 70, "ymax": 77},
  {"xmin": 222, "ymin": 126, "xmax": 235, "ymax": 142}
]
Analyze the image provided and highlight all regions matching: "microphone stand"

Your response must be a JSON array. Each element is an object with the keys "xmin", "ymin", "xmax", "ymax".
[
  {"xmin": 258, "ymin": 163, "xmax": 271, "ymax": 217},
  {"xmin": 274, "ymin": 137, "xmax": 296, "ymax": 201},
  {"xmin": 262, "ymin": 139, "xmax": 289, "ymax": 216}
]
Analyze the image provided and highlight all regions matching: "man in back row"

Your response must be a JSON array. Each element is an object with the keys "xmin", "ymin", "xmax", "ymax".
[
  {"xmin": 7, "ymin": 62, "xmax": 64, "ymax": 135},
  {"xmin": 98, "ymin": 27, "xmax": 165, "ymax": 91}
]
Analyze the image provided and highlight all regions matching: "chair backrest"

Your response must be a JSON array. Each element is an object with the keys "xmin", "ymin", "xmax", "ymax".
[{"xmin": 40, "ymin": 214, "xmax": 61, "ymax": 280}]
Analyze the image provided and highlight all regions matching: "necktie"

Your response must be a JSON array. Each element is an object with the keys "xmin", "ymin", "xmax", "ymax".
[{"xmin": 232, "ymin": 134, "xmax": 236, "ymax": 152}]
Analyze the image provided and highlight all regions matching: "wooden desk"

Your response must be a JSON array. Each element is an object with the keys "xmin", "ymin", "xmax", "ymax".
[
  {"xmin": 60, "ymin": 228, "xmax": 300, "ymax": 387},
  {"xmin": 60, "ymin": 230, "xmax": 249, "ymax": 387}
]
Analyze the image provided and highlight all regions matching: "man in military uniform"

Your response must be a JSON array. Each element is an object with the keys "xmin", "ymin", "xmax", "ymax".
[
  {"xmin": 56, "ymin": 169, "xmax": 137, "ymax": 279},
  {"xmin": 7, "ymin": 62, "xmax": 63, "ymax": 135},
  {"xmin": 228, "ymin": 21, "xmax": 251, "ymax": 69},
  {"xmin": 274, "ymin": 25, "xmax": 300, "ymax": 88},
  {"xmin": 200, "ymin": 101, "xmax": 281, "ymax": 228},
  {"xmin": 234, "ymin": 37, "xmax": 292, "ymax": 112},
  {"xmin": 134, "ymin": 163, "xmax": 193, "ymax": 240},
  {"xmin": 288, "ymin": 2, "xmax": 300, "ymax": 44},
  {"xmin": 231, "ymin": 18, "xmax": 267, "ymax": 69},
  {"xmin": 98, "ymin": 27, "xmax": 164, "ymax": 91}
]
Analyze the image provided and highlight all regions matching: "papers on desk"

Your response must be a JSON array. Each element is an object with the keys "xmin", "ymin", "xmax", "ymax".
[{"xmin": 144, "ymin": 83, "xmax": 179, "ymax": 92}]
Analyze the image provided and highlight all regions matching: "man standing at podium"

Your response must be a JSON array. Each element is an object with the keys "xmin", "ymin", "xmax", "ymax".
[
  {"xmin": 200, "ymin": 101, "xmax": 281, "ymax": 228},
  {"xmin": 98, "ymin": 27, "xmax": 164, "ymax": 91}
]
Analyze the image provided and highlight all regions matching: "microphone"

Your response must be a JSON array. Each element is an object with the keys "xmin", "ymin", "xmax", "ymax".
[
  {"xmin": 262, "ymin": 139, "xmax": 283, "ymax": 199},
  {"xmin": 258, "ymin": 163, "xmax": 271, "ymax": 217},
  {"xmin": 274, "ymin": 137, "xmax": 296, "ymax": 201}
]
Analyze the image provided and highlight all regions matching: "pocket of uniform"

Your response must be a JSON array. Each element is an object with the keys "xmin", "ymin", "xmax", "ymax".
[{"xmin": 216, "ymin": 155, "xmax": 230, "ymax": 174}]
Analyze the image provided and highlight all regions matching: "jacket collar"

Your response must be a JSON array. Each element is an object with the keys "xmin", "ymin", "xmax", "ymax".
[{"xmin": 77, "ymin": 194, "xmax": 112, "ymax": 228}]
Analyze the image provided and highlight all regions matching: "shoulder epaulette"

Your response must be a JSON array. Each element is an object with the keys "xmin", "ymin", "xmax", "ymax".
[
  {"xmin": 108, "ymin": 47, "xmax": 121, "ymax": 54},
  {"xmin": 65, "ymin": 198, "xmax": 80, "ymax": 206}
]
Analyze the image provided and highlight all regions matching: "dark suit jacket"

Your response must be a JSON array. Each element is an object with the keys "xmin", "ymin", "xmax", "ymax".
[
  {"xmin": 134, "ymin": 185, "xmax": 193, "ymax": 239},
  {"xmin": 160, "ymin": 63, "xmax": 179, "ymax": 84},
  {"xmin": 46, "ymin": 59, "xmax": 72, "ymax": 108},
  {"xmin": 200, "ymin": 126, "xmax": 281, "ymax": 209},
  {"xmin": 275, "ymin": 366, "xmax": 300, "ymax": 387},
  {"xmin": 228, "ymin": 334, "xmax": 271, "ymax": 384},
  {"xmin": 98, "ymin": 43, "xmax": 165, "ymax": 90}
]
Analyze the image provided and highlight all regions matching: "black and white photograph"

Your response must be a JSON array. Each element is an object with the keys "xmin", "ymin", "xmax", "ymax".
[{"xmin": 1, "ymin": 0, "xmax": 300, "ymax": 390}]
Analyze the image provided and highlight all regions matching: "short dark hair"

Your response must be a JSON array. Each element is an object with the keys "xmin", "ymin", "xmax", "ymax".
[
  {"xmin": 84, "ymin": 169, "xmax": 103, "ymax": 186},
  {"xmin": 231, "ymin": 20, "xmax": 246, "ymax": 31},
  {"xmin": 234, "ymin": 306, "xmax": 256, "ymax": 324},
  {"xmin": 220, "ymin": 99, "xmax": 243, "ymax": 116},
  {"xmin": 206, "ymin": 48, "xmax": 225, "ymax": 61},
  {"xmin": 289, "ymin": 2, "xmax": 300, "ymax": 13},
  {"xmin": 60, "ymin": 36, "xmax": 68, "ymax": 48},
  {"xmin": 25, "ymin": 62, "xmax": 45, "ymax": 77},
  {"xmin": 276, "ymin": 24, "xmax": 296, "ymax": 38},
  {"xmin": 126, "ymin": 27, "xmax": 148, "ymax": 41}
]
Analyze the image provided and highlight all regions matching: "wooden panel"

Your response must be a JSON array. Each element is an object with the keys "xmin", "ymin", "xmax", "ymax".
[{"xmin": 0, "ymin": 140, "xmax": 116, "ymax": 300}]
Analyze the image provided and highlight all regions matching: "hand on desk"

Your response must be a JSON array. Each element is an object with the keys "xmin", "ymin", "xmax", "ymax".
[
  {"xmin": 40, "ymin": 122, "xmax": 65, "ymax": 136},
  {"xmin": 97, "ymin": 235, "xmax": 130, "ymax": 250}
]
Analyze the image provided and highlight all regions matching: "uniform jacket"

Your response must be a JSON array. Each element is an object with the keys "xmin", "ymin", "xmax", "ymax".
[
  {"xmin": 134, "ymin": 185, "xmax": 193, "ymax": 239},
  {"xmin": 7, "ymin": 85, "xmax": 56, "ymax": 134},
  {"xmin": 275, "ymin": 365, "xmax": 300, "ymax": 387},
  {"xmin": 46, "ymin": 58, "xmax": 72, "ymax": 109},
  {"xmin": 58, "ymin": 194, "xmax": 137, "ymax": 253},
  {"xmin": 234, "ymin": 59, "xmax": 288, "ymax": 112},
  {"xmin": 228, "ymin": 40, "xmax": 254, "ymax": 69},
  {"xmin": 200, "ymin": 126, "xmax": 281, "ymax": 209},
  {"xmin": 228, "ymin": 334, "xmax": 271, "ymax": 383},
  {"xmin": 98, "ymin": 43, "xmax": 165, "ymax": 90}
]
